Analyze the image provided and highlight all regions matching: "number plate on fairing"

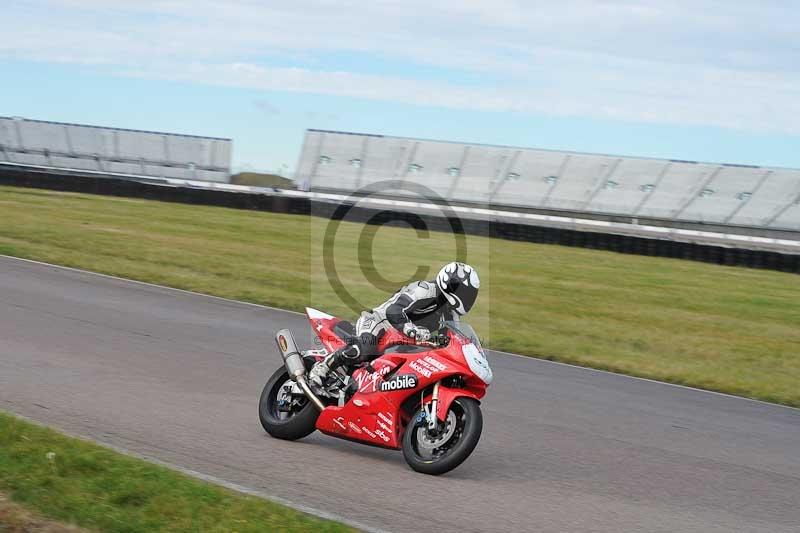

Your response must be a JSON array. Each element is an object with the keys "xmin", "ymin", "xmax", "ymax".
[{"xmin": 462, "ymin": 343, "xmax": 493, "ymax": 384}]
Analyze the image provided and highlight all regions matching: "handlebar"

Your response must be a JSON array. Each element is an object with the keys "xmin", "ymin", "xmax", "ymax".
[
  {"xmin": 414, "ymin": 334, "xmax": 449, "ymax": 349},
  {"xmin": 415, "ymin": 340, "xmax": 438, "ymax": 348}
]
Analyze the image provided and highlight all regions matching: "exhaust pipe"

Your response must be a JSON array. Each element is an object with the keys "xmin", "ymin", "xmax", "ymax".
[{"xmin": 275, "ymin": 329, "xmax": 325, "ymax": 411}]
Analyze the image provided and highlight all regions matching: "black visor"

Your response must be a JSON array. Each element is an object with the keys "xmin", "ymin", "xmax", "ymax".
[{"xmin": 450, "ymin": 280, "xmax": 478, "ymax": 314}]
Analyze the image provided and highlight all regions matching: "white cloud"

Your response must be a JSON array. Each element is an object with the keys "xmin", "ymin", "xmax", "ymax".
[{"xmin": 1, "ymin": 0, "xmax": 799, "ymax": 133}]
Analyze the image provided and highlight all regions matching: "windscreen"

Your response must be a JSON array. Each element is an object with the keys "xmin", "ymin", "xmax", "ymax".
[{"xmin": 443, "ymin": 321, "xmax": 482, "ymax": 350}]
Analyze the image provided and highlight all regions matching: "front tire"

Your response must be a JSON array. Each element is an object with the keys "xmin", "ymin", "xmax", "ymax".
[
  {"xmin": 259, "ymin": 365, "xmax": 319, "ymax": 441},
  {"xmin": 402, "ymin": 397, "xmax": 482, "ymax": 475}
]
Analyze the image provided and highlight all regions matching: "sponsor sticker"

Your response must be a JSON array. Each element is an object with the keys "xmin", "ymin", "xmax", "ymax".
[
  {"xmin": 353, "ymin": 365, "xmax": 392, "ymax": 393},
  {"xmin": 410, "ymin": 360, "xmax": 431, "ymax": 378},
  {"xmin": 278, "ymin": 335, "xmax": 288, "ymax": 352},
  {"xmin": 379, "ymin": 374, "xmax": 418, "ymax": 392},
  {"xmin": 377, "ymin": 412, "xmax": 393, "ymax": 426},
  {"xmin": 409, "ymin": 356, "xmax": 447, "ymax": 378},
  {"xmin": 424, "ymin": 356, "xmax": 447, "ymax": 371}
]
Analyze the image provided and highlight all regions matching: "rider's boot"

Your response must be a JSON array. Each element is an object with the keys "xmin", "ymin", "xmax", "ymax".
[{"xmin": 308, "ymin": 344, "xmax": 360, "ymax": 388}]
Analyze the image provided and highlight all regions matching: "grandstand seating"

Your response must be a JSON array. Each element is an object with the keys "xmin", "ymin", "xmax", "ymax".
[
  {"xmin": 0, "ymin": 117, "xmax": 232, "ymax": 182},
  {"xmin": 296, "ymin": 129, "xmax": 800, "ymax": 231}
]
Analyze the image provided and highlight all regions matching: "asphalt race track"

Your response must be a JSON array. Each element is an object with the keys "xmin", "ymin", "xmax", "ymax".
[{"xmin": 2, "ymin": 255, "xmax": 799, "ymax": 532}]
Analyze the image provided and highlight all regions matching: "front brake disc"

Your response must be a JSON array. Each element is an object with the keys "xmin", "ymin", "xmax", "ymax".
[{"xmin": 417, "ymin": 410, "xmax": 458, "ymax": 452}]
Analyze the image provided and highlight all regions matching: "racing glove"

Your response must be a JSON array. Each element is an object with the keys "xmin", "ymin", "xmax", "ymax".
[{"xmin": 403, "ymin": 323, "xmax": 431, "ymax": 342}]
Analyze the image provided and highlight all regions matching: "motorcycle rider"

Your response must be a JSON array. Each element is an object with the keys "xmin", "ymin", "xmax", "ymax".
[{"xmin": 309, "ymin": 262, "xmax": 480, "ymax": 388}]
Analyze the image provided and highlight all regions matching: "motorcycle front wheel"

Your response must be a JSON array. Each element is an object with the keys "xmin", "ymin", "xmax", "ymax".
[
  {"xmin": 259, "ymin": 364, "xmax": 320, "ymax": 441},
  {"xmin": 402, "ymin": 397, "xmax": 482, "ymax": 475}
]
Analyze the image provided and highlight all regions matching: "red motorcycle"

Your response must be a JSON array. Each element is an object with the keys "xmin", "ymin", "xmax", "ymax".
[{"xmin": 259, "ymin": 308, "xmax": 492, "ymax": 475}]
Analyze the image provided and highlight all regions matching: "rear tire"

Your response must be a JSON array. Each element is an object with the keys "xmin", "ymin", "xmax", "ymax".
[
  {"xmin": 402, "ymin": 397, "xmax": 482, "ymax": 475},
  {"xmin": 259, "ymin": 364, "xmax": 319, "ymax": 441}
]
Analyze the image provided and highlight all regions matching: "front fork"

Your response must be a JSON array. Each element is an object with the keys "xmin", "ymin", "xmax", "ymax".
[{"xmin": 421, "ymin": 381, "xmax": 441, "ymax": 431}]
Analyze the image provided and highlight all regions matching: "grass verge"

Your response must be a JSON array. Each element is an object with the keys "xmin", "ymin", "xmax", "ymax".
[
  {"xmin": 0, "ymin": 411, "xmax": 351, "ymax": 532},
  {"xmin": 1, "ymin": 185, "xmax": 799, "ymax": 406},
  {"xmin": 1, "ymin": 490, "xmax": 87, "ymax": 532},
  {"xmin": 230, "ymin": 172, "xmax": 294, "ymax": 188}
]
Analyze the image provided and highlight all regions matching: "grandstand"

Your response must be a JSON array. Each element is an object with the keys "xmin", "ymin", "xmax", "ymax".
[
  {"xmin": 296, "ymin": 129, "xmax": 800, "ymax": 234},
  {"xmin": 0, "ymin": 117, "xmax": 232, "ymax": 182}
]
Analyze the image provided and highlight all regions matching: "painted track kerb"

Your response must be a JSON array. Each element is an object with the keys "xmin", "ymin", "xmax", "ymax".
[{"xmin": 2, "ymin": 253, "xmax": 796, "ymax": 413}]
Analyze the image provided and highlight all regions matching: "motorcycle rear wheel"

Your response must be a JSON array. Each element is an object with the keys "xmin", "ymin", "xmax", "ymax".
[
  {"xmin": 402, "ymin": 397, "xmax": 482, "ymax": 475},
  {"xmin": 259, "ymin": 364, "xmax": 319, "ymax": 441}
]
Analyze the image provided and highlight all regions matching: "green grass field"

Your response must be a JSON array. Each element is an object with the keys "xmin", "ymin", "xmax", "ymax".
[
  {"xmin": 1, "ymin": 185, "xmax": 799, "ymax": 407},
  {"xmin": 230, "ymin": 172, "xmax": 294, "ymax": 189},
  {"xmin": 0, "ymin": 412, "xmax": 351, "ymax": 532}
]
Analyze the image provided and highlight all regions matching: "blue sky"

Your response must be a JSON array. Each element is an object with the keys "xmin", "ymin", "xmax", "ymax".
[{"xmin": 1, "ymin": 1, "xmax": 799, "ymax": 174}]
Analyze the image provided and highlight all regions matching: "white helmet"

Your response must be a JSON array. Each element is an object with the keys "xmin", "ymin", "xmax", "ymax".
[{"xmin": 436, "ymin": 262, "xmax": 480, "ymax": 315}]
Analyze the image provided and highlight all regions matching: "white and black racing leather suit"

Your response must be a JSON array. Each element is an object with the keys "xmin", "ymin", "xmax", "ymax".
[{"xmin": 343, "ymin": 280, "xmax": 458, "ymax": 364}]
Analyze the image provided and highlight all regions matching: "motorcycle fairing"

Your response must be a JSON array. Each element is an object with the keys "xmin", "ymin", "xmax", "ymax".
[
  {"xmin": 308, "ymin": 308, "xmax": 489, "ymax": 446},
  {"xmin": 430, "ymin": 385, "xmax": 483, "ymax": 422},
  {"xmin": 315, "ymin": 348, "xmax": 481, "ymax": 448},
  {"xmin": 416, "ymin": 330, "xmax": 487, "ymax": 421},
  {"xmin": 305, "ymin": 307, "xmax": 348, "ymax": 352}
]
